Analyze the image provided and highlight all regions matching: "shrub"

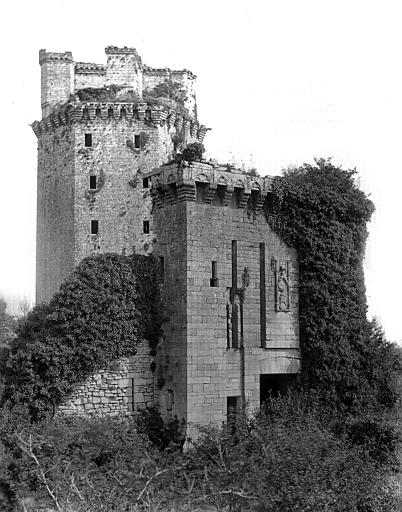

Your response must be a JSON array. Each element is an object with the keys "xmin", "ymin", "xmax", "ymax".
[
  {"xmin": 0, "ymin": 395, "xmax": 399, "ymax": 511},
  {"xmin": 136, "ymin": 406, "xmax": 185, "ymax": 451},
  {"xmin": 179, "ymin": 142, "xmax": 205, "ymax": 162}
]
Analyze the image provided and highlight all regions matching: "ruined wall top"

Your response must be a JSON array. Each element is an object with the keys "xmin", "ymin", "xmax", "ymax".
[
  {"xmin": 39, "ymin": 46, "xmax": 197, "ymax": 118},
  {"xmin": 148, "ymin": 161, "xmax": 274, "ymax": 210}
]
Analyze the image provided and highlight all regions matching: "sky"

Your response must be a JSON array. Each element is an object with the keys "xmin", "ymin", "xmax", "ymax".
[{"xmin": 0, "ymin": 0, "xmax": 401, "ymax": 343}]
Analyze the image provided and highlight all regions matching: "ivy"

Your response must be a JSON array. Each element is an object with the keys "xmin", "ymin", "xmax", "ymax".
[
  {"xmin": 2, "ymin": 254, "xmax": 162, "ymax": 422},
  {"xmin": 264, "ymin": 158, "xmax": 401, "ymax": 414}
]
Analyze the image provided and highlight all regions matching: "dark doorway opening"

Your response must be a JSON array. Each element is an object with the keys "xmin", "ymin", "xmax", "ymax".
[{"xmin": 260, "ymin": 373, "xmax": 298, "ymax": 403}]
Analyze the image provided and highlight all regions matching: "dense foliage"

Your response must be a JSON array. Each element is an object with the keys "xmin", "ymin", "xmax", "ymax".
[
  {"xmin": 0, "ymin": 299, "xmax": 16, "ymax": 377},
  {"xmin": 1, "ymin": 254, "xmax": 161, "ymax": 422},
  {"xmin": 264, "ymin": 159, "xmax": 401, "ymax": 414},
  {"xmin": 178, "ymin": 142, "xmax": 205, "ymax": 163},
  {"xmin": 0, "ymin": 393, "xmax": 399, "ymax": 512}
]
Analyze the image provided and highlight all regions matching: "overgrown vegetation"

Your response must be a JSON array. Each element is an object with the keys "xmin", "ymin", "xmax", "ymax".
[
  {"xmin": 0, "ymin": 393, "xmax": 399, "ymax": 511},
  {"xmin": 264, "ymin": 158, "xmax": 401, "ymax": 415},
  {"xmin": 144, "ymin": 79, "xmax": 188, "ymax": 107},
  {"xmin": 74, "ymin": 85, "xmax": 141, "ymax": 103},
  {"xmin": 1, "ymin": 158, "xmax": 401, "ymax": 510},
  {"xmin": 175, "ymin": 141, "xmax": 205, "ymax": 163},
  {"xmin": 1, "ymin": 254, "xmax": 162, "ymax": 423}
]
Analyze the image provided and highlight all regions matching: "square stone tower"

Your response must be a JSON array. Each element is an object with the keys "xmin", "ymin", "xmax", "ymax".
[
  {"xmin": 148, "ymin": 162, "xmax": 300, "ymax": 439},
  {"xmin": 32, "ymin": 47, "xmax": 207, "ymax": 304}
]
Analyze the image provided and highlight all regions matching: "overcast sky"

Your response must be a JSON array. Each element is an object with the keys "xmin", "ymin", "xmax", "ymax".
[{"xmin": 0, "ymin": 0, "xmax": 401, "ymax": 343}]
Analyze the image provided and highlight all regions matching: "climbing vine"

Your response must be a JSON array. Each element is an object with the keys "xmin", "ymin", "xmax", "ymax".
[{"xmin": 264, "ymin": 158, "xmax": 400, "ymax": 414}]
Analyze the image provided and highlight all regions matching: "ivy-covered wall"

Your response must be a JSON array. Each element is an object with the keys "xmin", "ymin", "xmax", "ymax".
[
  {"xmin": 2, "ymin": 254, "xmax": 162, "ymax": 422},
  {"xmin": 264, "ymin": 158, "xmax": 400, "ymax": 413}
]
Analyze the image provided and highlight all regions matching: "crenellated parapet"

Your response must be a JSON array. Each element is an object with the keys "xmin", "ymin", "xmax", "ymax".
[
  {"xmin": 144, "ymin": 66, "xmax": 197, "ymax": 80},
  {"xmin": 39, "ymin": 50, "xmax": 73, "ymax": 64},
  {"xmin": 31, "ymin": 101, "xmax": 209, "ymax": 142},
  {"xmin": 38, "ymin": 46, "xmax": 198, "ymax": 118},
  {"xmin": 75, "ymin": 62, "xmax": 106, "ymax": 75},
  {"xmin": 148, "ymin": 162, "xmax": 273, "ymax": 211}
]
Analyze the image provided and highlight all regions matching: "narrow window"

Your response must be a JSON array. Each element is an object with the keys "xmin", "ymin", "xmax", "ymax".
[
  {"xmin": 232, "ymin": 297, "xmax": 240, "ymax": 349},
  {"xmin": 90, "ymin": 176, "xmax": 97, "ymax": 189},
  {"xmin": 134, "ymin": 134, "xmax": 141, "ymax": 149},
  {"xmin": 143, "ymin": 177, "xmax": 149, "ymax": 188},
  {"xmin": 91, "ymin": 220, "xmax": 99, "ymax": 234},
  {"xmin": 159, "ymin": 256, "xmax": 165, "ymax": 283},
  {"xmin": 84, "ymin": 133, "xmax": 92, "ymax": 147},
  {"xmin": 143, "ymin": 220, "xmax": 150, "ymax": 234},
  {"xmin": 231, "ymin": 241, "xmax": 238, "ymax": 288},
  {"xmin": 210, "ymin": 261, "xmax": 219, "ymax": 287}
]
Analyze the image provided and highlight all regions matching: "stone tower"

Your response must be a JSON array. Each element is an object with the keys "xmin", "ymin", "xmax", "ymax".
[
  {"xmin": 32, "ymin": 46, "xmax": 300, "ymax": 437},
  {"xmin": 32, "ymin": 46, "xmax": 207, "ymax": 304}
]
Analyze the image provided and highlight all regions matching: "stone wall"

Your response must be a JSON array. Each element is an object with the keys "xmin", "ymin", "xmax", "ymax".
[
  {"xmin": 39, "ymin": 51, "xmax": 74, "ymax": 117},
  {"xmin": 36, "ymin": 126, "xmax": 76, "ymax": 304},
  {"xmin": 74, "ymin": 63, "xmax": 106, "ymax": 90},
  {"xmin": 58, "ymin": 340, "xmax": 154, "ymax": 415},
  {"xmin": 150, "ymin": 162, "xmax": 300, "ymax": 439}
]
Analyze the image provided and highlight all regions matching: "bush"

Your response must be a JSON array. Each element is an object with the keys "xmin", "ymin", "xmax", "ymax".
[
  {"xmin": 179, "ymin": 142, "xmax": 205, "ymax": 162},
  {"xmin": 136, "ymin": 406, "xmax": 185, "ymax": 451},
  {"xmin": 2, "ymin": 254, "xmax": 161, "ymax": 422},
  {"xmin": 1, "ymin": 395, "xmax": 399, "ymax": 512}
]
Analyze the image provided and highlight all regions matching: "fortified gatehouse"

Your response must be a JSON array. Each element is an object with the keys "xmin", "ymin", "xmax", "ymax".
[{"xmin": 31, "ymin": 46, "xmax": 300, "ymax": 437}]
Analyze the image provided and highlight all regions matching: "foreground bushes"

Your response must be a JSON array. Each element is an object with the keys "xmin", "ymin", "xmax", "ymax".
[{"xmin": 0, "ymin": 393, "xmax": 400, "ymax": 512}]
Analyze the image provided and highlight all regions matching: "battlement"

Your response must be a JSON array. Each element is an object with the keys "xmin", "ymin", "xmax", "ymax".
[
  {"xmin": 144, "ymin": 66, "xmax": 197, "ymax": 80},
  {"xmin": 148, "ymin": 161, "xmax": 273, "ymax": 210},
  {"xmin": 39, "ymin": 50, "xmax": 73, "ymax": 64},
  {"xmin": 31, "ymin": 101, "xmax": 208, "ymax": 142},
  {"xmin": 105, "ymin": 46, "xmax": 142, "ymax": 58},
  {"xmin": 38, "ymin": 46, "xmax": 198, "ymax": 118},
  {"xmin": 75, "ymin": 62, "xmax": 106, "ymax": 74}
]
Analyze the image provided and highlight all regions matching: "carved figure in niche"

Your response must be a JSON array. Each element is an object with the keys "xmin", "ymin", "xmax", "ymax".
[
  {"xmin": 272, "ymin": 258, "xmax": 290, "ymax": 312},
  {"xmin": 277, "ymin": 265, "xmax": 290, "ymax": 311},
  {"xmin": 226, "ymin": 288, "xmax": 242, "ymax": 349}
]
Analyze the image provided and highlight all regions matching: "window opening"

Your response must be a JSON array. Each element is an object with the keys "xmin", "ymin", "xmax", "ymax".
[
  {"xmin": 143, "ymin": 177, "xmax": 149, "ymax": 188},
  {"xmin": 90, "ymin": 176, "xmax": 97, "ymax": 189},
  {"xmin": 84, "ymin": 133, "xmax": 92, "ymax": 147},
  {"xmin": 134, "ymin": 134, "xmax": 141, "ymax": 149},
  {"xmin": 210, "ymin": 261, "xmax": 219, "ymax": 287},
  {"xmin": 91, "ymin": 220, "xmax": 99, "ymax": 235},
  {"xmin": 143, "ymin": 220, "xmax": 150, "ymax": 234}
]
